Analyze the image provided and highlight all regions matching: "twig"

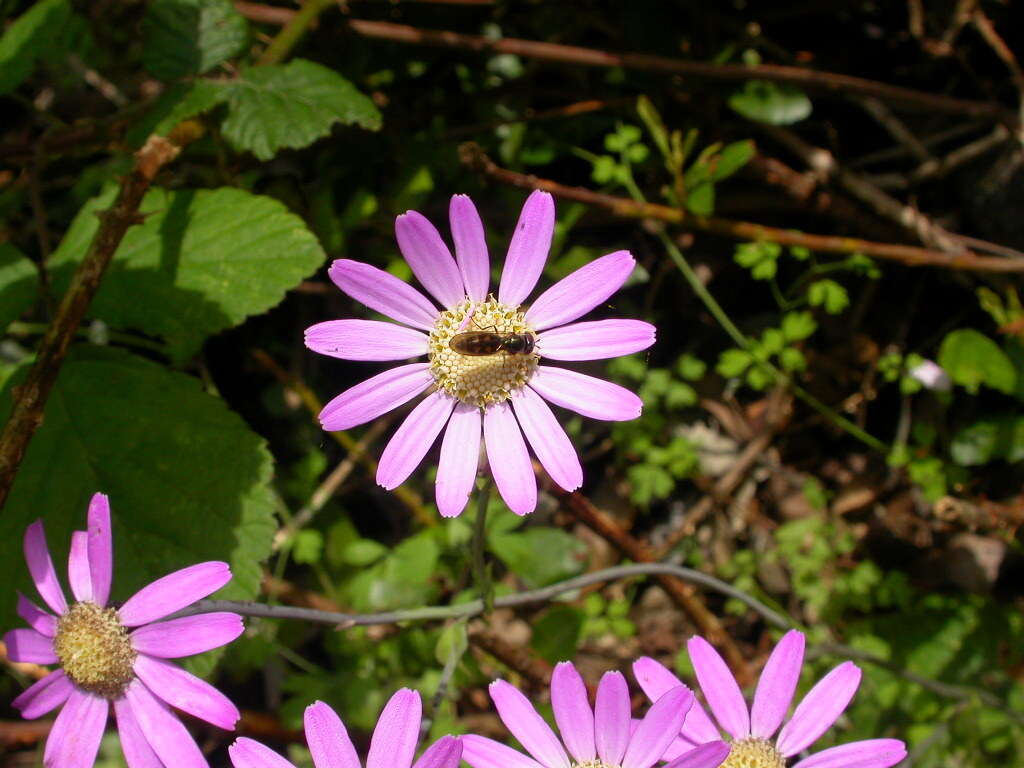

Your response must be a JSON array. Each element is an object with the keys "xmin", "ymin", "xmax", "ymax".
[
  {"xmin": 856, "ymin": 96, "xmax": 932, "ymax": 162},
  {"xmin": 251, "ymin": 349, "xmax": 436, "ymax": 527},
  {"xmin": 868, "ymin": 124, "xmax": 1010, "ymax": 190},
  {"xmin": 460, "ymin": 142, "xmax": 1024, "ymax": 273},
  {"xmin": 344, "ymin": 19, "xmax": 1015, "ymax": 124},
  {"xmin": 469, "ymin": 626, "xmax": 554, "ymax": 687},
  {"xmin": 257, "ymin": 0, "xmax": 335, "ymax": 66},
  {"xmin": 560, "ymin": 492, "xmax": 753, "ymax": 684},
  {"xmin": 760, "ymin": 125, "xmax": 964, "ymax": 253},
  {"xmin": 971, "ymin": 8, "xmax": 1024, "ymax": 137},
  {"xmin": 0, "ymin": 127, "xmax": 198, "ymax": 510}
]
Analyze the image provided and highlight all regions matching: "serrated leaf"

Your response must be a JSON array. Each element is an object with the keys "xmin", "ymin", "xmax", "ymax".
[
  {"xmin": 938, "ymin": 329, "xmax": 1016, "ymax": 395},
  {"xmin": 48, "ymin": 186, "xmax": 326, "ymax": 361},
  {"xmin": 0, "ymin": 346, "xmax": 276, "ymax": 630},
  {"xmin": 782, "ymin": 311, "xmax": 817, "ymax": 342},
  {"xmin": 729, "ymin": 80, "xmax": 812, "ymax": 125},
  {"xmin": 808, "ymin": 279, "xmax": 850, "ymax": 315},
  {"xmin": 143, "ymin": 0, "xmax": 250, "ymax": 81},
  {"xmin": 0, "ymin": 243, "xmax": 39, "ymax": 328},
  {"xmin": 0, "ymin": 0, "xmax": 72, "ymax": 95},
  {"xmin": 221, "ymin": 59, "xmax": 381, "ymax": 160}
]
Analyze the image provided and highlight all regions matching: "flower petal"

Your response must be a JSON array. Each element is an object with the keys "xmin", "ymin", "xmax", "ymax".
[
  {"xmin": 396, "ymin": 211, "xmax": 466, "ymax": 308},
  {"xmin": 688, "ymin": 636, "xmax": 750, "ymax": 740},
  {"xmin": 304, "ymin": 701, "xmax": 361, "ymax": 768},
  {"xmin": 622, "ymin": 686, "xmax": 694, "ymax": 768},
  {"xmin": 435, "ymin": 403, "xmax": 481, "ymax": 518},
  {"xmin": 750, "ymin": 630, "xmax": 805, "ymax": 739},
  {"xmin": 498, "ymin": 190, "xmax": 554, "ymax": 308},
  {"xmin": 118, "ymin": 561, "xmax": 231, "ymax": 627},
  {"xmin": 551, "ymin": 662, "xmax": 595, "ymax": 763},
  {"xmin": 537, "ymin": 320, "xmax": 655, "ymax": 361},
  {"xmin": 114, "ymin": 696, "xmax": 164, "ymax": 768},
  {"xmin": 461, "ymin": 735, "xmax": 545, "ymax": 768},
  {"xmin": 631, "ymin": 656, "xmax": 721, "ymax": 745},
  {"xmin": 511, "ymin": 386, "xmax": 582, "ymax": 492},
  {"xmin": 229, "ymin": 738, "xmax": 298, "ymax": 768},
  {"xmin": 319, "ymin": 363, "xmax": 433, "ymax": 432},
  {"xmin": 413, "ymin": 735, "xmax": 463, "ymax": 768},
  {"xmin": 13, "ymin": 670, "xmax": 72, "ymax": 719},
  {"xmin": 664, "ymin": 741, "xmax": 731, "ymax": 768},
  {"xmin": 483, "ymin": 402, "xmax": 536, "ymax": 516},
  {"xmin": 43, "ymin": 688, "xmax": 108, "ymax": 768},
  {"xmin": 305, "ymin": 320, "xmax": 428, "ymax": 362},
  {"xmin": 529, "ymin": 366, "xmax": 642, "ymax": 421},
  {"xmin": 17, "ymin": 592, "xmax": 57, "ymax": 637},
  {"xmin": 133, "ymin": 654, "xmax": 239, "ymax": 730},
  {"xmin": 87, "ymin": 493, "xmax": 113, "ymax": 608},
  {"xmin": 791, "ymin": 739, "xmax": 907, "ymax": 768},
  {"xmin": 367, "ymin": 688, "xmax": 421, "ymax": 768},
  {"xmin": 124, "ymin": 678, "xmax": 208, "ymax": 768},
  {"xmin": 376, "ymin": 392, "xmax": 454, "ymax": 490},
  {"xmin": 131, "ymin": 613, "xmax": 243, "ymax": 658},
  {"xmin": 450, "ymin": 194, "xmax": 490, "ymax": 302},
  {"xmin": 525, "ymin": 250, "xmax": 636, "ymax": 330},
  {"xmin": 488, "ymin": 679, "xmax": 569, "ymax": 768},
  {"xmin": 329, "ymin": 259, "xmax": 439, "ymax": 330},
  {"xmin": 4, "ymin": 628, "xmax": 56, "ymax": 664},
  {"xmin": 776, "ymin": 662, "xmax": 861, "ymax": 757},
  {"xmin": 23, "ymin": 519, "xmax": 67, "ymax": 615},
  {"xmin": 594, "ymin": 671, "xmax": 630, "ymax": 766},
  {"xmin": 68, "ymin": 531, "xmax": 93, "ymax": 603}
]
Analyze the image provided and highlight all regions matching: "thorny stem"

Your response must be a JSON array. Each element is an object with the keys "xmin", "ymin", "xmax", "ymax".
[{"xmin": 183, "ymin": 561, "xmax": 1018, "ymax": 719}]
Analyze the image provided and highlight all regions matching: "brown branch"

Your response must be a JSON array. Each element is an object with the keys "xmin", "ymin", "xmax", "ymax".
[
  {"xmin": 0, "ymin": 126, "xmax": 199, "ymax": 510},
  {"xmin": 469, "ymin": 626, "xmax": 554, "ymax": 688},
  {"xmin": 459, "ymin": 142, "xmax": 1024, "ymax": 273},
  {"xmin": 971, "ymin": 8, "xmax": 1024, "ymax": 134},
  {"xmin": 346, "ymin": 19, "xmax": 1015, "ymax": 124},
  {"xmin": 560, "ymin": 491, "xmax": 752, "ymax": 685}
]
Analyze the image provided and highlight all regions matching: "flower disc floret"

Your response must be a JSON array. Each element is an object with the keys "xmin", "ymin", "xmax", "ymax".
[
  {"xmin": 428, "ymin": 297, "xmax": 538, "ymax": 407},
  {"xmin": 53, "ymin": 601, "xmax": 135, "ymax": 698},
  {"xmin": 720, "ymin": 738, "xmax": 785, "ymax": 768}
]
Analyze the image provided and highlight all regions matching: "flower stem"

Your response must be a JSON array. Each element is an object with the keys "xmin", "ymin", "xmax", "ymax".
[
  {"xmin": 257, "ymin": 0, "xmax": 335, "ymax": 67},
  {"xmin": 472, "ymin": 479, "xmax": 493, "ymax": 611}
]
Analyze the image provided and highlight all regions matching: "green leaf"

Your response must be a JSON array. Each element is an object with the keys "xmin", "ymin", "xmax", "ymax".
[
  {"xmin": 346, "ymin": 532, "xmax": 440, "ymax": 610},
  {"xmin": 729, "ymin": 80, "xmax": 812, "ymax": 125},
  {"xmin": 717, "ymin": 348, "xmax": 753, "ymax": 377},
  {"xmin": 490, "ymin": 527, "xmax": 586, "ymax": 587},
  {"xmin": 734, "ymin": 241, "xmax": 780, "ymax": 280},
  {"xmin": 291, "ymin": 530, "xmax": 323, "ymax": 565},
  {"xmin": 778, "ymin": 346, "xmax": 806, "ymax": 372},
  {"xmin": 627, "ymin": 463, "xmax": 674, "ymax": 505},
  {"xmin": 676, "ymin": 353, "xmax": 706, "ymax": 381},
  {"xmin": 0, "ymin": 0, "xmax": 72, "ymax": 95},
  {"xmin": 221, "ymin": 59, "xmax": 381, "ymax": 160},
  {"xmin": 938, "ymin": 329, "xmax": 1016, "ymax": 395},
  {"xmin": 710, "ymin": 140, "xmax": 755, "ymax": 181},
  {"xmin": 782, "ymin": 311, "xmax": 817, "ymax": 342},
  {"xmin": 48, "ymin": 186, "xmax": 326, "ymax": 361},
  {"xmin": 435, "ymin": 621, "xmax": 468, "ymax": 665},
  {"xmin": 342, "ymin": 539, "xmax": 388, "ymax": 567},
  {"xmin": 530, "ymin": 606, "xmax": 584, "ymax": 663},
  {"xmin": 808, "ymin": 279, "xmax": 850, "ymax": 315},
  {"xmin": 950, "ymin": 416, "xmax": 1024, "ymax": 466},
  {"xmin": 0, "ymin": 243, "xmax": 38, "ymax": 329},
  {"xmin": 143, "ymin": 0, "xmax": 249, "ymax": 81},
  {"xmin": 129, "ymin": 80, "xmax": 229, "ymax": 145},
  {"xmin": 685, "ymin": 182, "xmax": 714, "ymax": 216},
  {"xmin": 0, "ymin": 346, "xmax": 276, "ymax": 630}
]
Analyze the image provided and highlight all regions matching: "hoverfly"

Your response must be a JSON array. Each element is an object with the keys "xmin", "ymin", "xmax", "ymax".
[{"xmin": 449, "ymin": 331, "xmax": 536, "ymax": 356}]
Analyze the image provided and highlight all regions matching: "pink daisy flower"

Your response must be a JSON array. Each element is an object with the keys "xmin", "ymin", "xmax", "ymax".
[
  {"xmin": 462, "ymin": 661, "xmax": 731, "ymax": 768},
  {"xmin": 633, "ymin": 630, "xmax": 908, "ymax": 768},
  {"xmin": 4, "ymin": 493, "xmax": 244, "ymax": 768},
  {"xmin": 305, "ymin": 190, "xmax": 655, "ymax": 517},
  {"xmin": 228, "ymin": 689, "xmax": 461, "ymax": 768}
]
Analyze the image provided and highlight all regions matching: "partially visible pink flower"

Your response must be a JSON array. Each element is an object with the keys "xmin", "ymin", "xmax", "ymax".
[
  {"xmin": 229, "ymin": 690, "xmax": 461, "ymax": 768},
  {"xmin": 908, "ymin": 359, "xmax": 952, "ymax": 392},
  {"xmin": 4, "ymin": 493, "xmax": 244, "ymax": 768},
  {"xmin": 306, "ymin": 191, "xmax": 655, "ymax": 517},
  {"xmin": 462, "ymin": 661, "xmax": 729, "ymax": 768},
  {"xmin": 633, "ymin": 630, "xmax": 907, "ymax": 768}
]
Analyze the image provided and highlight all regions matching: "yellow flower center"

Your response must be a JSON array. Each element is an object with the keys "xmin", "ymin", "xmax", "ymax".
[
  {"xmin": 428, "ymin": 297, "xmax": 538, "ymax": 407},
  {"xmin": 721, "ymin": 738, "xmax": 786, "ymax": 768},
  {"xmin": 53, "ymin": 601, "xmax": 136, "ymax": 699},
  {"xmin": 574, "ymin": 762, "xmax": 616, "ymax": 768}
]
